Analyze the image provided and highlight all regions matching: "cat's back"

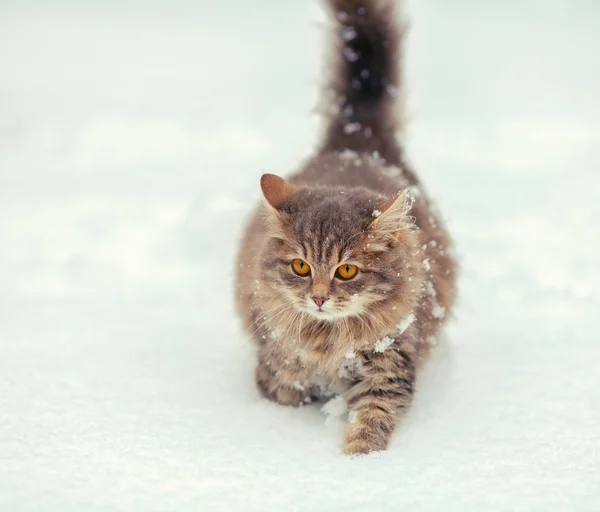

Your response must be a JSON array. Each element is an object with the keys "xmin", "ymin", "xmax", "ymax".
[{"xmin": 290, "ymin": 150, "xmax": 418, "ymax": 198}]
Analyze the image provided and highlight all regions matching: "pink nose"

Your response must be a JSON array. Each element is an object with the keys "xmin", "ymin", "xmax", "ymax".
[{"xmin": 312, "ymin": 296, "xmax": 328, "ymax": 307}]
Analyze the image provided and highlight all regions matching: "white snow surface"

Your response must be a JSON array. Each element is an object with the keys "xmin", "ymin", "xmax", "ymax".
[{"xmin": 1, "ymin": 1, "xmax": 600, "ymax": 510}]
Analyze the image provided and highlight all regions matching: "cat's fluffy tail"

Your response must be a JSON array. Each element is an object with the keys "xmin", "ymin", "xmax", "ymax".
[{"xmin": 320, "ymin": 0, "xmax": 405, "ymax": 165}]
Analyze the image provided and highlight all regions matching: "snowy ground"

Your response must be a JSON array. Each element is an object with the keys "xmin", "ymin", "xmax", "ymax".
[{"xmin": 1, "ymin": 1, "xmax": 599, "ymax": 510}]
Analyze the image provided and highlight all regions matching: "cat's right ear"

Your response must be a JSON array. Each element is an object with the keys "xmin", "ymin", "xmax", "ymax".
[
  {"xmin": 369, "ymin": 189, "xmax": 414, "ymax": 245},
  {"xmin": 260, "ymin": 174, "xmax": 298, "ymax": 210}
]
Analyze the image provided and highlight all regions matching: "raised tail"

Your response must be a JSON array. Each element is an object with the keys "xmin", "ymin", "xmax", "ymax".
[{"xmin": 319, "ymin": 0, "xmax": 405, "ymax": 165}]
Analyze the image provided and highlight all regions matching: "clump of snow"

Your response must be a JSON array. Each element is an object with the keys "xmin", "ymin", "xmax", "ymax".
[
  {"xmin": 425, "ymin": 281, "xmax": 446, "ymax": 319},
  {"xmin": 339, "ymin": 149, "xmax": 358, "ymax": 160},
  {"xmin": 425, "ymin": 281, "xmax": 436, "ymax": 297},
  {"xmin": 374, "ymin": 335, "xmax": 395, "ymax": 353},
  {"xmin": 341, "ymin": 26, "xmax": 357, "ymax": 42},
  {"xmin": 432, "ymin": 304, "xmax": 446, "ymax": 319},
  {"xmin": 372, "ymin": 209, "xmax": 382, "ymax": 218},
  {"xmin": 322, "ymin": 395, "xmax": 348, "ymax": 427},
  {"xmin": 396, "ymin": 313, "xmax": 415, "ymax": 335},
  {"xmin": 382, "ymin": 165, "xmax": 402, "ymax": 178},
  {"xmin": 386, "ymin": 84, "xmax": 399, "ymax": 97},
  {"xmin": 343, "ymin": 122, "xmax": 361, "ymax": 134},
  {"xmin": 343, "ymin": 47, "xmax": 359, "ymax": 62},
  {"xmin": 322, "ymin": 395, "xmax": 347, "ymax": 417},
  {"xmin": 423, "ymin": 259, "xmax": 431, "ymax": 271},
  {"xmin": 297, "ymin": 348, "xmax": 310, "ymax": 365},
  {"xmin": 338, "ymin": 352, "xmax": 362, "ymax": 380},
  {"xmin": 348, "ymin": 411, "xmax": 358, "ymax": 423},
  {"xmin": 403, "ymin": 190, "xmax": 416, "ymax": 213},
  {"xmin": 407, "ymin": 185, "xmax": 422, "ymax": 198}
]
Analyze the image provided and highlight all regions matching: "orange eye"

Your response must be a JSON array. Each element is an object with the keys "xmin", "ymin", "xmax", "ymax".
[
  {"xmin": 292, "ymin": 259, "xmax": 311, "ymax": 276},
  {"xmin": 336, "ymin": 263, "xmax": 358, "ymax": 280}
]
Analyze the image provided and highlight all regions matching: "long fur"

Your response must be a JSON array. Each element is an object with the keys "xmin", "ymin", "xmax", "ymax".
[
  {"xmin": 235, "ymin": 0, "xmax": 457, "ymax": 456},
  {"xmin": 320, "ymin": 0, "xmax": 406, "ymax": 165}
]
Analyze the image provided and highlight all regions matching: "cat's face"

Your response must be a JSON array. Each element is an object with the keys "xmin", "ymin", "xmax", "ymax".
[
  {"xmin": 267, "ymin": 241, "xmax": 395, "ymax": 321},
  {"xmin": 259, "ymin": 175, "xmax": 415, "ymax": 322}
]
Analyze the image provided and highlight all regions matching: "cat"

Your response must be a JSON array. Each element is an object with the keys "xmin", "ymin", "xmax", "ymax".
[{"xmin": 235, "ymin": 0, "xmax": 457, "ymax": 455}]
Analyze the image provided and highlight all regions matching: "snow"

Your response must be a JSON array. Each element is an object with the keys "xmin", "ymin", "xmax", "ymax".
[
  {"xmin": 425, "ymin": 281, "xmax": 436, "ymax": 297},
  {"xmin": 1, "ymin": 1, "xmax": 600, "ymax": 511},
  {"xmin": 427, "ymin": 335, "xmax": 438, "ymax": 347},
  {"xmin": 321, "ymin": 395, "xmax": 348, "ymax": 419},
  {"xmin": 343, "ymin": 121, "xmax": 361, "ymax": 134},
  {"xmin": 386, "ymin": 84, "xmax": 399, "ymax": 98},
  {"xmin": 431, "ymin": 303, "xmax": 446, "ymax": 319},
  {"xmin": 381, "ymin": 165, "xmax": 402, "ymax": 178},
  {"xmin": 341, "ymin": 26, "xmax": 357, "ymax": 42},
  {"xmin": 374, "ymin": 335, "xmax": 395, "ymax": 353},
  {"xmin": 342, "ymin": 47, "xmax": 360, "ymax": 63},
  {"xmin": 322, "ymin": 396, "xmax": 348, "ymax": 429},
  {"xmin": 348, "ymin": 410, "xmax": 358, "ymax": 423},
  {"xmin": 339, "ymin": 149, "xmax": 358, "ymax": 160},
  {"xmin": 396, "ymin": 312, "xmax": 416, "ymax": 334},
  {"xmin": 293, "ymin": 381, "xmax": 306, "ymax": 392}
]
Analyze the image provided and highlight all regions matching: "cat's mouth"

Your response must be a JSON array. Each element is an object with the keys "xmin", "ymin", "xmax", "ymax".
[{"xmin": 302, "ymin": 304, "xmax": 349, "ymax": 321}]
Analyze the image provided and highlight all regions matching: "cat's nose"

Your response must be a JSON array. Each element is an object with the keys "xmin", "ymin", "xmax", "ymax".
[{"xmin": 312, "ymin": 296, "xmax": 329, "ymax": 308}]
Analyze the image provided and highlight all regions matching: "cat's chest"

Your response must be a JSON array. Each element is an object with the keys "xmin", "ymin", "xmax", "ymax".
[{"xmin": 275, "ymin": 327, "xmax": 366, "ymax": 387}]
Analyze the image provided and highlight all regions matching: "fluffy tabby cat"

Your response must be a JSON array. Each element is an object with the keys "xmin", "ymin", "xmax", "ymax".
[{"xmin": 235, "ymin": 0, "xmax": 457, "ymax": 455}]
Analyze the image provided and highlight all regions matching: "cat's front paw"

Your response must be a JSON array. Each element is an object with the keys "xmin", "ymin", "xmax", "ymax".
[
  {"xmin": 272, "ymin": 386, "xmax": 308, "ymax": 407},
  {"xmin": 257, "ymin": 378, "xmax": 308, "ymax": 407},
  {"xmin": 343, "ymin": 423, "xmax": 389, "ymax": 455}
]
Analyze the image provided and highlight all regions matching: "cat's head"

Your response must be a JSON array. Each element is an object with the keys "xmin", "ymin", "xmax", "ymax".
[{"xmin": 258, "ymin": 174, "xmax": 418, "ymax": 322}]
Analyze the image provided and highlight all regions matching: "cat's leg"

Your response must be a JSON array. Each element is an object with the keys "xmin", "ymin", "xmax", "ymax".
[
  {"xmin": 255, "ymin": 347, "xmax": 310, "ymax": 407},
  {"xmin": 344, "ymin": 346, "xmax": 416, "ymax": 455}
]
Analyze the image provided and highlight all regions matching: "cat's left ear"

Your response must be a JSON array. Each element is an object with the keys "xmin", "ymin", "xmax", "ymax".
[
  {"xmin": 370, "ymin": 189, "xmax": 413, "ymax": 240},
  {"xmin": 260, "ymin": 174, "xmax": 299, "ymax": 210}
]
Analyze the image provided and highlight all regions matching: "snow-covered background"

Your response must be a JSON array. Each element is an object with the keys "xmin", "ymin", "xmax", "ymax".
[{"xmin": 1, "ymin": 0, "xmax": 599, "ymax": 510}]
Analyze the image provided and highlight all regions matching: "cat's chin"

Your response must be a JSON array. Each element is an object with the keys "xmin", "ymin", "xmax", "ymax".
[{"xmin": 301, "ymin": 308, "xmax": 353, "ymax": 322}]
